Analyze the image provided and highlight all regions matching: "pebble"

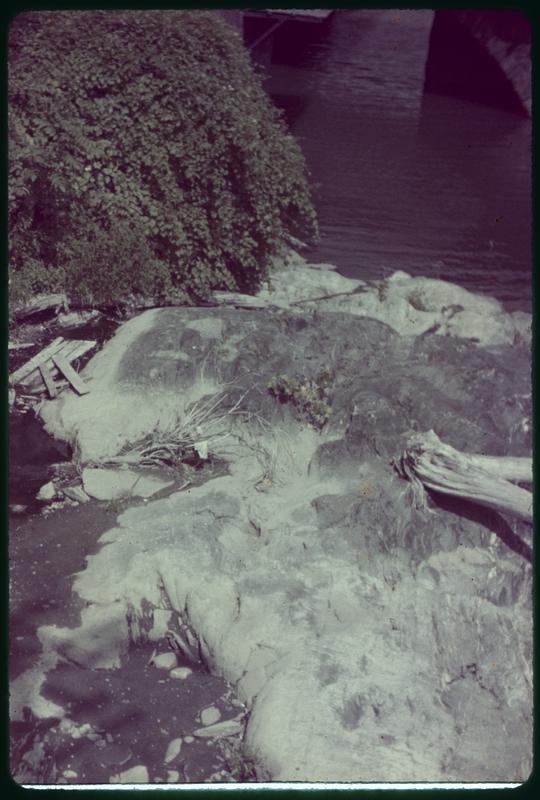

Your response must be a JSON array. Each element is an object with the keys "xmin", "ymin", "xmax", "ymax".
[
  {"xmin": 106, "ymin": 732, "xmax": 114, "ymax": 743},
  {"xmin": 37, "ymin": 481, "xmax": 56, "ymax": 502},
  {"xmin": 62, "ymin": 769, "xmax": 78, "ymax": 779},
  {"xmin": 164, "ymin": 738, "xmax": 182, "ymax": 764},
  {"xmin": 200, "ymin": 706, "xmax": 221, "ymax": 726},
  {"xmin": 10, "ymin": 504, "xmax": 27, "ymax": 514},
  {"xmin": 169, "ymin": 667, "xmax": 192, "ymax": 680},
  {"xmin": 167, "ymin": 770, "xmax": 180, "ymax": 783},
  {"xmin": 153, "ymin": 652, "xmax": 177, "ymax": 670},
  {"xmin": 183, "ymin": 736, "xmax": 194, "ymax": 744},
  {"xmin": 110, "ymin": 765, "xmax": 149, "ymax": 784},
  {"xmin": 62, "ymin": 484, "xmax": 90, "ymax": 503},
  {"xmin": 193, "ymin": 719, "xmax": 243, "ymax": 739}
]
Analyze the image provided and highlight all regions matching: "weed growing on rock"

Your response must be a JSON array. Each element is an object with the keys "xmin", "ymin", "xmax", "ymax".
[{"xmin": 267, "ymin": 369, "xmax": 333, "ymax": 431}]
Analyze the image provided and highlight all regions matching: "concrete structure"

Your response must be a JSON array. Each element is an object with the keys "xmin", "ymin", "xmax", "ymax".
[{"xmin": 425, "ymin": 10, "xmax": 531, "ymax": 117}]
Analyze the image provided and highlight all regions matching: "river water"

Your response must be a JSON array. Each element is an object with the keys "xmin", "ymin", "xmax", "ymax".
[{"xmin": 265, "ymin": 9, "xmax": 532, "ymax": 312}]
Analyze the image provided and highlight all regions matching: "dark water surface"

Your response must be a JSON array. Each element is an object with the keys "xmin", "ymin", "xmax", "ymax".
[{"xmin": 266, "ymin": 9, "xmax": 532, "ymax": 311}]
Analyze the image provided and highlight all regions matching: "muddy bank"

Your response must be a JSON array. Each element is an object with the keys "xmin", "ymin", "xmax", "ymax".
[{"xmin": 29, "ymin": 263, "xmax": 532, "ymax": 783}]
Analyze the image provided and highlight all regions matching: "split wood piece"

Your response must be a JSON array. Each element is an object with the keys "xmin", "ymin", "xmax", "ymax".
[
  {"xmin": 51, "ymin": 354, "xmax": 90, "ymax": 395},
  {"xmin": 15, "ymin": 292, "xmax": 67, "ymax": 322},
  {"xmin": 212, "ymin": 292, "xmax": 269, "ymax": 309},
  {"xmin": 10, "ymin": 337, "xmax": 65, "ymax": 384},
  {"xmin": 8, "ymin": 342, "xmax": 34, "ymax": 351},
  {"xmin": 39, "ymin": 362, "xmax": 58, "ymax": 399},
  {"xmin": 398, "ymin": 430, "xmax": 532, "ymax": 524},
  {"xmin": 12, "ymin": 339, "xmax": 96, "ymax": 388},
  {"xmin": 22, "ymin": 339, "xmax": 96, "ymax": 387}
]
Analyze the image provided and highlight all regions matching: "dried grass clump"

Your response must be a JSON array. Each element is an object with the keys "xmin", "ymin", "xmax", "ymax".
[{"xmin": 99, "ymin": 390, "xmax": 250, "ymax": 470}]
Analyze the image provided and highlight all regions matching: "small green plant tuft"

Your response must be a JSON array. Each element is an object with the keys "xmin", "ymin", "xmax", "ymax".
[{"xmin": 267, "ymin": 369, "xmax": 333, "ymax": 430}]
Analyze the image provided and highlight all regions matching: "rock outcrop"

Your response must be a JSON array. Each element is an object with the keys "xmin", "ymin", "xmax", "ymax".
[{"xmin": 33, "ymin": 267, "xmax": 532, "ymax": 782}]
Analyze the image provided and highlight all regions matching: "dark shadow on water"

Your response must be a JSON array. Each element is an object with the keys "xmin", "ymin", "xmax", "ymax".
[
  {"xmin": 429, "ymin": 490, "xmax": 532, "ymax": 563},
  {"xmin": 270, "ymin": 93, "xmax": 309, "ymax": 127}
]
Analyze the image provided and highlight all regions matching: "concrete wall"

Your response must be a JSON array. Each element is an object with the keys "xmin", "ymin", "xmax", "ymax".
[{"xmin": 424, "ymin": 10, "xmax": 531, "ymax": 117}]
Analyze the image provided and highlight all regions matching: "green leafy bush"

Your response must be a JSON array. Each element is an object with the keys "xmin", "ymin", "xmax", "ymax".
[
  {"xmin": 8, "ymin": 10, "xmax": 318, "ymax": 308},
  {"xmin": 267, "ymin": 370, "xmax": 333, "ymax": 430}
]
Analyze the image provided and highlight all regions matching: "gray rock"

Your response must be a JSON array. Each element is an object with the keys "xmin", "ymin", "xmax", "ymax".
[
  {"xmin": 36, "ymin": 481, "xmax": 56, "ymax": 502},
  {"xmin": 82, "ymin": 467, "xmax": 174, "ymax": 501},
  {"xmin": 110, "ymin": 765, "xmax": 149, "ymax": 784},
  {"xmin": 152, "ymin": 652, "xmax": 177, "ymax": 670},
  {"xmin": 62, "ymin": 484, "xmax": 90, "ymax": 503},
  {"xmin": 193, "ymin": 719, "xmax": 242, "ymax": 739},
  {"xmin": 164, "ymin": 738, "xmax": 182, "ymax": 764},
  {"xmin": 169, "ymin": 667, "xmax": 192, "ymax": 680},
  {"xmin": 200, "ymin": 705, "xmax": 221, "ymax": 726}
]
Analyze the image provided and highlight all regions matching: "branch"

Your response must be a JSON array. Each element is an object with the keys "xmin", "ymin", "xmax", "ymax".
[{"xmin": 396, "ymin": 430, "xmax": 532, "ymax": 523}]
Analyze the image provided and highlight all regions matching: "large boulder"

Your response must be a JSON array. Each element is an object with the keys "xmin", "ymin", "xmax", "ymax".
[{"xmin": 34, "ymin": 290, "xmax": 532, "ymax": 782}]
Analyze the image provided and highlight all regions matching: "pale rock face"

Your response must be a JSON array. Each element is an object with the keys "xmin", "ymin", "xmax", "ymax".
[
  {"xmin": 82, "ymin": 466, "xmax": 174, "ymax": 501},
  {"xmin": 28, "ymin": 269, "xmax": 532, "ymax": 783}
]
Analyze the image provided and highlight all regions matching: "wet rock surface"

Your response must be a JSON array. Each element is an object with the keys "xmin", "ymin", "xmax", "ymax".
[{"xmin": 29, "ymin": 280, "xmax": 532, "ymax": 784}]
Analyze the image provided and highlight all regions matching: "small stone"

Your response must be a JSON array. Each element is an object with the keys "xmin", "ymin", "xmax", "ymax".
[
  {"xmin": 62, "ymin": 485, "xmax": 90, "ymax": 504},
  {"xmin": 106, "ymin": 733, "xmax": 114, "ymax": 743},
  {"xmin": 169, "ymin": 667, "xmax": 192, "ymax": 680},
  {"xmin": 183, "ymin": 736, "xmax": 194, "ymax": 744},
  {"xmin": 86, "ymin": 732, "xmax": 100, "ymax": 742},
  {"xmin": 193, "ymin": 719, "xmax": 242, "ymax": 739},
  {"xmin": 164, "ymin": 738, "xmax": 182, "ymax": 764},
  {"xmin": 62, "ymin": 769, "xmax": 78, "ymax": 779},
  {"xmin": 95, "ymin": 739, "xmax": 106, "ymax": 749},
  {"xmin": 200, "ymin": 706, "xmax": 221, "ymax": 726},
  {"xmin": 167, "ymin": 770, "xmax": 180, "ymax": 783},
  {"xmin": 10, "ymin": 504, "xmax": 27, "ymax": 514},
  {"xmin": 110, "ymin": 765, "xmax": 149, "ymax": 784},
  {"xmin": 153, "ymin": 652, "xmax": 177, "ymax": 670},
  {"xmin": 37, "ymin": 481, "xmax": 56, "ymax": 502}
]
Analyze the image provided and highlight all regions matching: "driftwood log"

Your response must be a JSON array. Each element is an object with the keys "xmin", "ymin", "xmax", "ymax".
[{"xmin": 397, "ymin": 430, "xmax": 532, "ymax": 524}]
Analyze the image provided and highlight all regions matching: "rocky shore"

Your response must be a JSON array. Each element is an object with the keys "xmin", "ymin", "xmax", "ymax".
[{"xmin": 14, "ymin": 255, "xmax": 532, "ymax": 783}]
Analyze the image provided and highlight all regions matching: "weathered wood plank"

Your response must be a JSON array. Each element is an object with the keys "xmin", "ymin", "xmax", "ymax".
[
  {"xmin": 213, "ymin": 292, "xmax": 269, "ymax": 309},
  {"xmin": 39, "ymin": 362, "xmax": 58, "ymax": 398},
  {"xmin": 9, "ymin": 337, "xmax": 65, "ymax": 384},
  {"xmin": 18, "ymin": 339, "xmax": 97, "ymax": 388},
  {"xmin": 14, "ymin": 292, "xmax": 67, "ymax": 322},
  {"xmin": 52, "ymin": 354, "xmax": 90, "ymax": 395}
]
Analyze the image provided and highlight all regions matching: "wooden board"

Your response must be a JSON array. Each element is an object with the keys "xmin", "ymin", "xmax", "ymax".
[
  {"xmin": 14, "ymin": 339, "xmax": 97, "ymax": 388},
  {"xmin": 52, "ymin": 354, "xmax": 90, "ymax": 395},
  {"xmin": 38, "ymin": 362, "xmax": 58, "ymax": 399},
  {"xmin": 10, "ymin": 337, "xmax": 65, "ymax": 384}
]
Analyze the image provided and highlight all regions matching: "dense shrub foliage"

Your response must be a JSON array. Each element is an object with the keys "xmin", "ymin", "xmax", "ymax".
[{"xmin": 8, "ymin": 10, "xmax": 318, "ymax": 308}]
